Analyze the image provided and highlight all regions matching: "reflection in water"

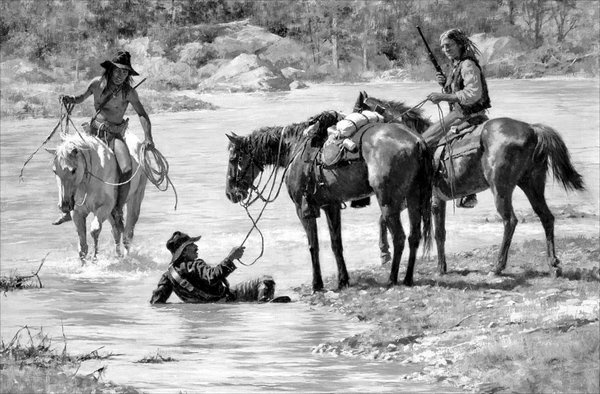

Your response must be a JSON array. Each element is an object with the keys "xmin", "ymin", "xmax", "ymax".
[{"xmin": 1, "ymin": 79, "xmax": 597, "ymax": 392}]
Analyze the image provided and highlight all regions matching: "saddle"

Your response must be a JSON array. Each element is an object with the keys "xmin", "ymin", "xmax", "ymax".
[{"xmin": 434, "ymin": 118, "xmax": 487, "ymax": 175}]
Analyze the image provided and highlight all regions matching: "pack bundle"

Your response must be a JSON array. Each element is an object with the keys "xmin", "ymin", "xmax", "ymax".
[{"xmin": 328, "ymin": 110, "xmax": 384, "ymax": 138}]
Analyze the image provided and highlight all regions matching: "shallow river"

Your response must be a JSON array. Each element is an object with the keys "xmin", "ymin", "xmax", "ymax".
[{"xmin": 1, "ymin": 79, "xmax": 598, "ymax": 392}]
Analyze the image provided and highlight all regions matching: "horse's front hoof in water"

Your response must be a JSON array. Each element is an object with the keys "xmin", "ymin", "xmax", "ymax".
[
  {"xmin": 402, "ymin": 278, "xmax": 413, "ymax": 287},
  {"xmin": 380, "ymin": 252, "xmax": 391, "ymax": 266},
  {"xmin": 551, "ymin": 266, "xmax": 562, "ymax": 278},
  {"xmin": 311, "ymin": 288, "xmax": 326, "ymax": 295}
]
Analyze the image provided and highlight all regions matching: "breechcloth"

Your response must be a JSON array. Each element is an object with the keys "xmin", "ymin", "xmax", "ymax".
[{"xmin": 91, "ymin": 118, "xmax": 129, "ymax": 147}]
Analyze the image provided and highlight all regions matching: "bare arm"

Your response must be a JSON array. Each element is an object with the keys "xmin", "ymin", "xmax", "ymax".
[
  {"xmin": 128, "ymin": 89, "xmax": 153, "ymax": 147},
  {"xmin": 63, "ymin": 77, "xmax": 99, "ymax": 105}
]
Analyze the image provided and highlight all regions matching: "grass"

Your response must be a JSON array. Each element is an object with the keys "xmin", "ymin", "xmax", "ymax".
[
  {"xmin": 0, "ymin": 326, "xmax": 140, "ymax": 394},
  {"xmin": 135, "ymin": 350, "xmax": 177, "ymax": 364},
  {"xmin": 0, "ymin": 254, "xmax": 47, "ymax": 292},
  {"xmin": 296, "ymin": 236, "xmax": 600, "ymax": 393}
]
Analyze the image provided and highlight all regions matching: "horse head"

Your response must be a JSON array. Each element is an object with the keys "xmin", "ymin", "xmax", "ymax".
[
  {"xmin": 51, "ymin": 141, "xmax": 87, "ymax": 213},
  {"xmin": 225, "ymin": 132, "xmax": 264, "ymax": 203}
]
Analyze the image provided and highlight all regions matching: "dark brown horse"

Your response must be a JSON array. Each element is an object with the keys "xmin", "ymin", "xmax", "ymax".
[
  {"xmin": 355, "ymin": 91, "xmax": 585, "ymax": 277},
  {"xmin": 225, "ymin": 111, "xmax": 432, "ymax": 291}
]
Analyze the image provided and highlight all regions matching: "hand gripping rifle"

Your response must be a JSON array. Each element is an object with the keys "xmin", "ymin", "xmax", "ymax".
[{"xmin": 416, "ymin": 26, "xmax": 445, "ymax": 80}]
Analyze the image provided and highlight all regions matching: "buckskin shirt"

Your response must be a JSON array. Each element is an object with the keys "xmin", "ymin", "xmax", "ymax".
[
  {"xmin": 444, "ymin": 58, "xmax": 491, "ymax": 115},
  {"xmin": 150, "ymin": 257, "xmax": 236, "ymax": 304}
]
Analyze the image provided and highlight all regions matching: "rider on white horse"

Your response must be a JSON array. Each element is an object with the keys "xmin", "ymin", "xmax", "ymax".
[{"xmin": 54, "ymin": 50, "xmax": 153, "ymax": 225}]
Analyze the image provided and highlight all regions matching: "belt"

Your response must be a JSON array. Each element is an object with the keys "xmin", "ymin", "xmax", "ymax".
[{"xmin": 91, "ymin": 118, "xmax": 128, "ymax": 135}]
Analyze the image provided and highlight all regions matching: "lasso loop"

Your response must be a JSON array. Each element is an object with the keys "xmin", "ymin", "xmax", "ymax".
[{"xmin": 139, "ymin": 144, "xmax": 178, "ymax": 210}]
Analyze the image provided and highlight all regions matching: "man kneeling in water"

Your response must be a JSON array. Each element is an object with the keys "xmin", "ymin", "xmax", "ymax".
[{"xmin": 150, "ymin": 231, "xmax": 289, "ymax": 304}]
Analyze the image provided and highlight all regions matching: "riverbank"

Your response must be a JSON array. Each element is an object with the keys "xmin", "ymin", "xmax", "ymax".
[
  {"xmin": 295, "ymin": 236, "xmax": 600, "ymax": 393},
  {"xmin": 0, "ymin": 326, "xmax": 140, "ymax": 394}
]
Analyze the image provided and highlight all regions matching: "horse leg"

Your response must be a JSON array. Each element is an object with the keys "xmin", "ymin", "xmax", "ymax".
[
  {"xmin": 89, "ymin": 215, "xmax": 102, "ymax": 260},
  {"xmin": 379, "ymin": 203, "xmax": 405, "ymax": 286},
  {"xmin": 404, "ymin": 195, "xmax": 423, "ymax": 286},
  {"xmin": 519, "ymin": 176, "xmax": 562, "ymax": 277},
  {"xmin": 107, "ymin": 214, "xmax": 122, "ymax": 257},
  {"xmin": 323, "ymin": 204, "xmax": 349, "ymax": 289},
  {"xmin": 123, "ymin": 192, "xmax": 143, "ymax": 254},
  {"xmin": 378, "ymin": 214, "xmax": 391, "ymax": 265},
  {"xmin": 432, "ymin": 196, "xmax": 447, "ymax": 274},
  {"xmin": 491, "ymin": 186, "xmax": 518, "ymax": 275},
  {"xmin": 72, "ymin": 212, "xmax": 88, "ymax": 263},
  {"xmin": 296, "ymin": 205, "xmax": 324, "ymax": 292}
]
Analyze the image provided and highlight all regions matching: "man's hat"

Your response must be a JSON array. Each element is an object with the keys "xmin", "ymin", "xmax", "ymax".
[
  {"xmin": 100, "ymin": 50, "xmax": 139, "ymax": 76},
  {"xmin": 167, "ymin": 231, "xmax": 201, "ymax": 263}
]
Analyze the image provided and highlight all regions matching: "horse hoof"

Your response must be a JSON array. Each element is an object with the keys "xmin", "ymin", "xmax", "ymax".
[
  {"xmin": 551, "ymin": 266, "xmax": 562, "ymax": 278},
  {"xmin": 402, "ymin": 279, "xmax": 413, "ymax": 287},
  {"xmin": 312, "ymin": 288, "xmax": 325, "ymax": 294},
  {"xmin": 380, "ymin": 253, "xmax": 391, "ymax": 266}
]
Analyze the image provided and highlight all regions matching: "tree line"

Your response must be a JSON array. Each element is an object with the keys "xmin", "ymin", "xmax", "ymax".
[{"xmin": 0, "ymin": 0, "xmax": 597, "ymax": 73}]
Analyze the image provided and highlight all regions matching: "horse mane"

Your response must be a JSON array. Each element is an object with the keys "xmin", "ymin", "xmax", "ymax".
[
  {"xmin": 364, "ymin": 96, "xmax": 431, "ymax": 133},
  {"xmin": 56, "ymin": 133, "xmax": 98, "ymax": 156},
  {"xmin": 244, "ymin": 111, "xmax": 342, "ymax": 165}
]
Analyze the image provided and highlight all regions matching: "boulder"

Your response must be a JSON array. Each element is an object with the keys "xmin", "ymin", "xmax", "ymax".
[
  {"xmin": 260, "ymin": 37, "xmax": 313, "ymax": 69},
  {"xmin": 470, "ymin": 33, "xmax": 525, "ymax": 66},
  {"xmin": 198, "ymin": 53, "xmax": 291, "ymax": 92},
  {"xmin": 210, "ymin": 19, "xmax": 281, "ymax": 58},
  {"xmin": 281, "ymin": 67, "xmax": 305, "ymax": 79},
  {"xmin": 289, "ymin": 80, "xmax": 308, "ymax": 90}
]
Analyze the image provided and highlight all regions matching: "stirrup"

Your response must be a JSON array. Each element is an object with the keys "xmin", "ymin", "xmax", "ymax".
[{"xmin": 52, "ymin": 212, "xmax": 72, "ymax": 225}]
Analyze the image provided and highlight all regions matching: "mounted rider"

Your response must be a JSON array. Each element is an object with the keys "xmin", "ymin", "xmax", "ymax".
[
  {"xmin": 422, "ymin": 28, "xmax": 491, "ymax": 208},
  {"xmin": 53, "ymin": 50, "xmax": 154, "ymax": 225}
]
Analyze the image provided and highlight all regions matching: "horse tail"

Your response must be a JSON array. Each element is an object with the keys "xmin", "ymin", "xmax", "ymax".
[
  {"xmin": 416, "ymin": 140, "xmax": 433, "ymax": 255},
  {"xmin": 531, "ymin": 123, "xmax": 585, "ymax": 192}
]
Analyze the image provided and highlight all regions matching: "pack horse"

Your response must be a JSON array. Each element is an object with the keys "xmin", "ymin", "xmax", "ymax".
[{"xmin": 226, "ymin": 111, "xmax": 433, "ymax": 291}]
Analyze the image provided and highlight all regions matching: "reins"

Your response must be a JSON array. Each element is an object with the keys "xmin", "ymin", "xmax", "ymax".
[{"xmin": 235, "ymin": 126, "xmax": 305, "ymax": 266}]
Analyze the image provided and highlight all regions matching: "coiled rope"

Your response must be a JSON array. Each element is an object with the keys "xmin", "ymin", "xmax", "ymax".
[{"xmin": 139, "ymin": 144, "xmax": 178, "ymax": 210}]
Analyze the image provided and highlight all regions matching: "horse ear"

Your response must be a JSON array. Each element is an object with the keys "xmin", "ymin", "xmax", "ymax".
[
  {"xmin": 226, "ymin": 133, "xmax": 238, "ymax": 143},
  {"xmin": 362, "ymin": 91, "xmax": 368, "ymax": 98},
  {"xmin": 45, "ymin": 148, "xmax": 57, "ymax": 156}
]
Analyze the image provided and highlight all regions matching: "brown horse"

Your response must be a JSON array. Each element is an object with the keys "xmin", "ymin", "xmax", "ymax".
[
  {"xmin": 225, "ymin": 111, "xmax": 433, "ymax": 291},
  {"xmin": 355, "ymin": 91, "xmax": 585, "ymax": 277}
]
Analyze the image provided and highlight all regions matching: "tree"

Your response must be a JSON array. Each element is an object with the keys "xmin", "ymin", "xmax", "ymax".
[
  {"xmin": 521, "ymin": 0, "xmax": 552, "ymax": 47},
  {"xmin": 550, "ymin": 0, "xmax": 580, "ymax": 42}
]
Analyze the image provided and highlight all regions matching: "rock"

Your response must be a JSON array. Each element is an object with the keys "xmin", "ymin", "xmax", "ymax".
[
  {"xmin": 470, "ymin": 33, "xmax": 525, "ymax": 66},
  {"xmin": 198, "ymin": 54, "xmax": 291, "ymax": 92},
  {"xmin": 261, "ymin": 37, "xmax": 313, "ymax": 69},
  {"xmin": 211, "ymin": 19, "xmax": 281, "ymax": 58},
  {"xmin": 289, "ymin": 80, "xmax": 308, "ymax": 90},
  {"xmin": 281, "ymin": 67, "xmax": 305, "ymax": 79}
]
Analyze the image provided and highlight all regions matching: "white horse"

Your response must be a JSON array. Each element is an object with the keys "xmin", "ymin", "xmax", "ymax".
[{"xmin": 49, "ymin": 132, "xmax": 147, "ymax": 260}]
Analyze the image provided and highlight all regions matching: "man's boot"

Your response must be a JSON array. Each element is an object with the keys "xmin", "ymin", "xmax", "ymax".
[
  {"xmin": 458, "ymin": 193, "xmax": 477, "ymax": 208},
  {"xmin": 52, "ymin": 211, "xmax": 72, "ymax": 225}
]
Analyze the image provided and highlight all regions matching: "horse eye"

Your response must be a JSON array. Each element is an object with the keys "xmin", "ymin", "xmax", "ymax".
[{"xmin": 70, "ymin": 169, "xmax": 76, "ymax": 174}]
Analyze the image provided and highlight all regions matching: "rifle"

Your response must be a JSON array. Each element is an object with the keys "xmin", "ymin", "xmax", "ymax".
[{"xmin": 416, "ymin": 26, "xmax": 445, "ymax": 79}]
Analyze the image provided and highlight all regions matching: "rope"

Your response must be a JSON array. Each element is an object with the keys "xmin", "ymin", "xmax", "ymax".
[
  {"xmin": 19, "ymin": 102, "xmax": 76, "ymax": 182},
  {"xmin": 435, "ymin": 103, "xmax": 457, "ymax": 213},
  {"xmin": 139, "ymin": 144, "xmax": 178, "ymax": 210},
  {"xmin": 235, "ymin": 126, "xmax": 301, "ymax": 266}
]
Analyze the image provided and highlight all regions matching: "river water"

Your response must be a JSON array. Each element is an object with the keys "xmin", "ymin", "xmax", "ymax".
[{"xmin": 1, "ymin": 79, "xmax": 598, "ymax": 392}]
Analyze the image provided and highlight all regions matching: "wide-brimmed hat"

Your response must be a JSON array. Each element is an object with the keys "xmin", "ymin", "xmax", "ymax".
[
  {"xmin": 100, "ymin": 50, "xmax": 139, "ymax": 76},
  {"xmin": 167, "ymin": 231, "xmax": 201, "ymax": 263}
]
